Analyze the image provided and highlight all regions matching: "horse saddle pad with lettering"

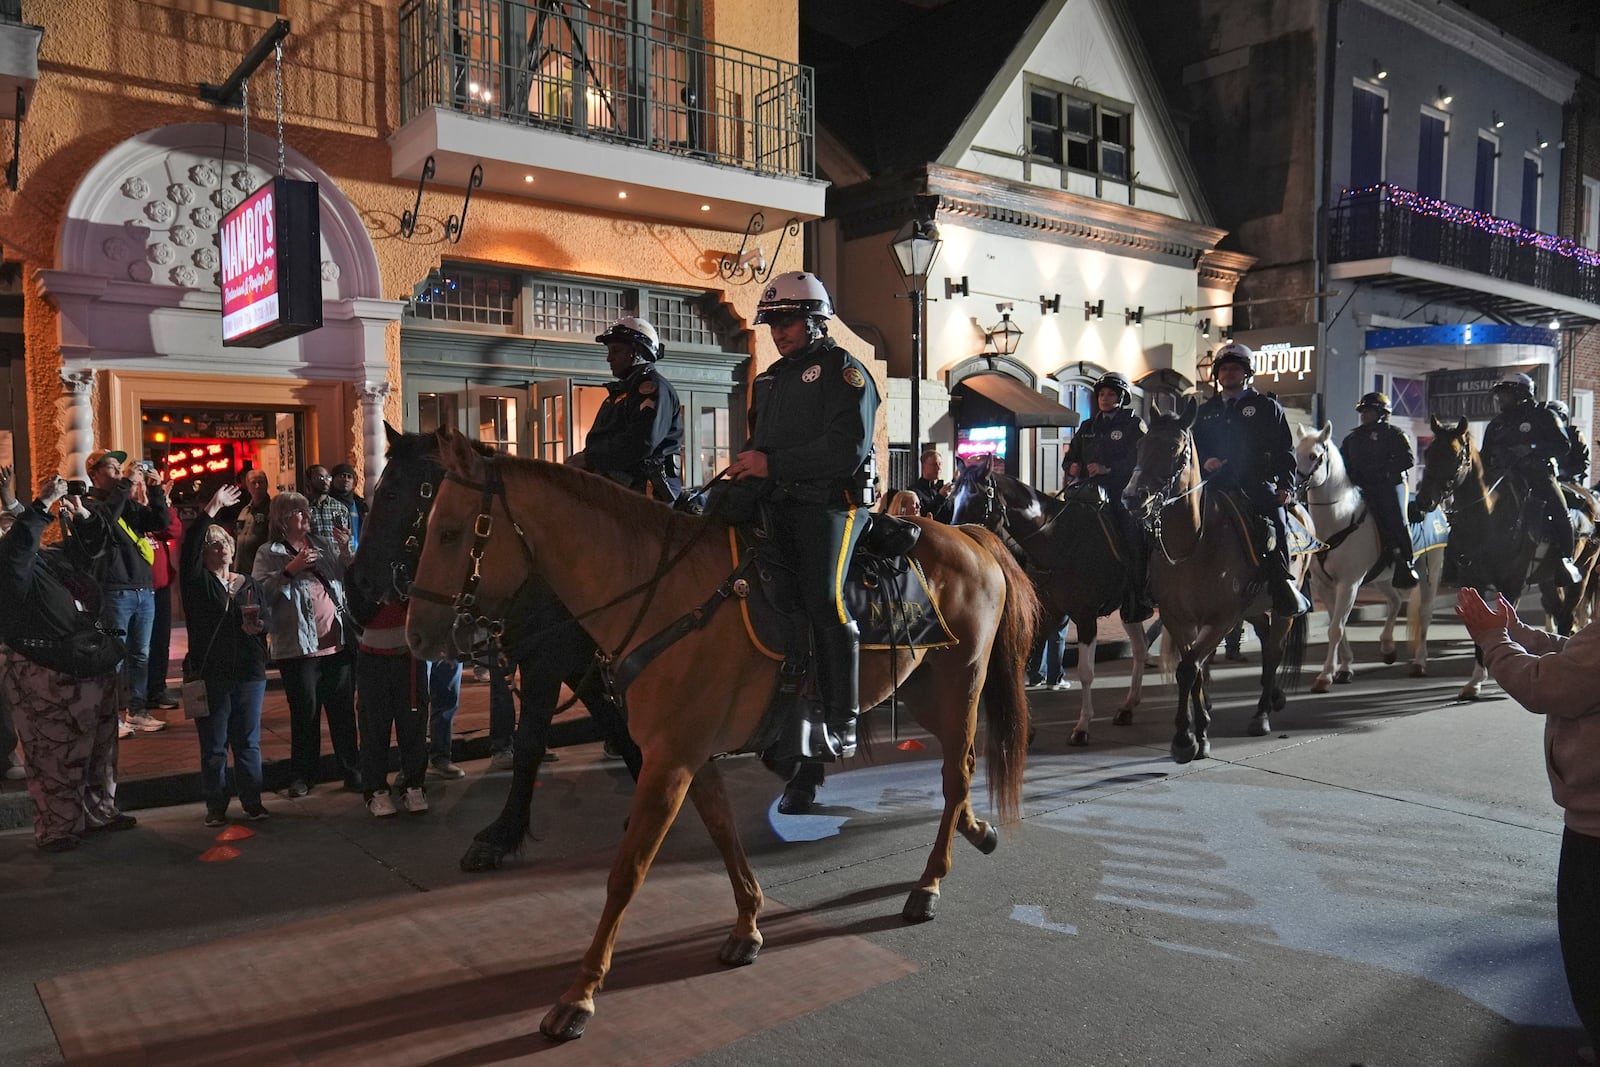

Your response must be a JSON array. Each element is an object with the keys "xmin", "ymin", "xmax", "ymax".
[
  {"xmin": 1409, "ymin": 507, "xmax": 1450, "ymax": 556},
  {"xmin": 1217, "ymin": 491, "xmax": 1326, "ymax": 560},
  {"xmin": 727, "ymin": 530, "xmax": 957, "ymax": 661}
]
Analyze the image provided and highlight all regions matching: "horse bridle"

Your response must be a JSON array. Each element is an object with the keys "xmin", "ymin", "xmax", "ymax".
[{"xmin": 1136, "ymin": 428, "xmax": 1207, "ymax": 564}]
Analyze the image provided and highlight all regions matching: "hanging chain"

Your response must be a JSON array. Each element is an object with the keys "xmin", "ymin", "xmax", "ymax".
[
  {"xmin": 240, "ymin": 77, "xmax": 251, "ymax": 195},
  {"xmin": 274, "ymin": 42, "xmax": 285, "ymax": 177}
]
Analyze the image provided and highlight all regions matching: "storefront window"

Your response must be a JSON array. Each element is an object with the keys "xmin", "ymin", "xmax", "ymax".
[
  {"xmin": 478, "ymin": 395, "xmax": 518, "ymax": 451},
  {"xmin": 418, "ymin": 392, "xmax": 459, "ymax": 435}
]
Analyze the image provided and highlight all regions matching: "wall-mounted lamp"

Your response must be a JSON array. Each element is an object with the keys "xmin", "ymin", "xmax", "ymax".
[
  {"xmin": 1222, "ymin": 325, "xmax": 1234, "ymax": 341},
  {"xmin": 1437, "ymin": 85, "xmax": 1453, "ymax": 107},
  {"xmin": 1083, "ymin": 298, "xmax": 1104, "ymax": 321},
  {"xmin": 1550, "ymin": 318, "xmax": 1562, "ymax": 330},
  {"xmin": 728, "ymin": 246, "xmax": 766, "ymax": 275},
  {"xmin": 1197, "ymin": 317, "xmax": 1211, "ymax": 338},
  {"xmin": 986, "ymin": 303, "xmax": 1023, "ymax": 356},
  {"xmin": 1124, "ymin": 305, "xmax": 1144, "ymax": 326},
  {"xmin": 720, "ymin": 211, "xmax": 796, "ymax": 284},
  {"xmin": 944, "ymin": 275, "xmax": 969, "ymax": 299},
  {"xmin": 1538, "ymin": 130, "xmax": 1550, "ymax": 149},
  {"xmin": 1039, "ymin": 293, "xmax": 1061, "ymax": 314},
  {"xmin": 1492, "ymin": 110, "xmax": 1505, "ymax": 130},
  {"xmin": 1372, "ymin": 60, "xmax": 1388, "ymax": 81}
]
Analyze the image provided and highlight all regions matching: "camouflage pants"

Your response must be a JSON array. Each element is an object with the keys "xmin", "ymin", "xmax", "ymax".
[{"xmin": 0, "ymin": 653, "xmax": 120, "ymax": 846}]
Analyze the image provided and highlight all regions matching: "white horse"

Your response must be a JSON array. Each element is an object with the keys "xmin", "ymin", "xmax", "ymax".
[{"xmin": 1295, "ymin": 424, "xmax": 1444, "ymax": 691}]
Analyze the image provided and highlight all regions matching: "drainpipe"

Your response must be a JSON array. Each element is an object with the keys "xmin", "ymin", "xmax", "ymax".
[{"xmin": 1316, "ymin": 0, "xmax": 1340, "ymax": 414}]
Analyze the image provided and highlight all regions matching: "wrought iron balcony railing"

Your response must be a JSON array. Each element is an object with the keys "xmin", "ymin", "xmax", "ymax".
[
  {"xmin": 1327, "ymin": 184, "xmax": 1600, "ymax": 306},
  {"xmin": 0, "ymin": 0, "xmax": 24, "ymax": 24},
  {"xmin": 399, "ymin": 0, "xmax": 815, "ymax": 180}
]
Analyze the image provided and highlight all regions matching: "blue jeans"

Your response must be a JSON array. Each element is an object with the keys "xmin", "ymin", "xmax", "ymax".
[
  {"xmin": 104, "ymin": 587, "xmax": 155, "ymax": 715},
  {"xmin": 195, "ymin": 678, "xmax": 266, "ymax": 812},
  {"xmin": 1031, "ymin": 614, "xmax": 1069, "ymax": 686},
  {"xmin": 427, "ymin": 659, "xmax": 462, "ymax": 760}
]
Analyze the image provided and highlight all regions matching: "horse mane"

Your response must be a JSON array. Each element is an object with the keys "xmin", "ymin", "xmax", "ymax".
[{"xmin": 490, "ymin": 451, "xmax": 703, "ymax": 545}]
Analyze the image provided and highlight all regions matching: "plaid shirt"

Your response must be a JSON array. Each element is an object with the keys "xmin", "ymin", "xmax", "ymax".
[{"xmin": 307, "ymin": 495, "xmax": 351, "ymax": 542}]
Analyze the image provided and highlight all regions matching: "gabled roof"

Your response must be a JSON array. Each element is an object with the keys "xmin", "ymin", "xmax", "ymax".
[{"xmin": 803, "ymin": 0, "xmax": 1053, "ymax": 178}]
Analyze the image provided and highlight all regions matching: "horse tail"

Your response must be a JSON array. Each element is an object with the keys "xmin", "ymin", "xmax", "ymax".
[
  {"xmin": 958, "ymin": 524, "xmax": 1037, "ymax": 827},
  {"xmin": 1277, "ymin": 608, "xmax": 1309, "ymax": 692}
]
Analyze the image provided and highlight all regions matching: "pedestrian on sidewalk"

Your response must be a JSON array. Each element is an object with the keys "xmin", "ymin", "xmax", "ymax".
[
  {"xmin": 180, "ymin": 484, "xmax": 270, "ymax": 825},
  {"xmin": 1456, "ymin": 586, "xmax": 1600, "ymax": 1050},
  {"xmin": 426, "ymin": 658, "xmax": 465, "ymax": 778},
  {"xmin": 142, "ymin": 468, "xmax": 184, "ymax": 715},
  {"xmin": 348, "ymin": 580, "xmax": 429, "ymax": 817},
  {"xmin": 0, "ymin": 475, "xmax": 134, "ymax": 851},
  {"xmin": 254, "ymin": 491, "xmax": 360, "ymax": 797}
]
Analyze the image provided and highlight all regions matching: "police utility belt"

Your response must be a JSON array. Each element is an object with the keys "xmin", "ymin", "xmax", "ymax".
[{"xmin": 769, "ymin": 479, "xmax": 864, "ymax": 507}]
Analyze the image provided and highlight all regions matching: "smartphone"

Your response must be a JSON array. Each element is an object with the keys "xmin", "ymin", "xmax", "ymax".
[{"xmin": 66, "ymin": 480, "xmax": 87, "ymax": 496}]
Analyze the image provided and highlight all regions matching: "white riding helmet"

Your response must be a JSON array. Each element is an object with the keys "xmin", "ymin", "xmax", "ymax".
[
  {"xmin": 1210, "ymin": 342, "xmax": 1256, "ymax": 378},
  {"xmin": 595, "ymin": 315, "xmax": 663, "ymax": 362},
  {"xmin": 755, "ymin": 271, "xmax": 834, "ymax": 324}
]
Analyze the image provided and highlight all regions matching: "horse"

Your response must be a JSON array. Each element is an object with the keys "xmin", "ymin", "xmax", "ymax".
[
  {"xmin": 946, "ymin": 454, "xmax": 1147, "ymax": 747},
  {"xmin": 345, "ymin": 425, "xmax": 643, "ymax": 873},
  {"xmin": 1413, "ymin": 415, "xmax": 1599, "ymax": 699},
  {"xmin": 405, "ymin": 426, "xmax": 1038, "ymax": 1041},
  {"xmin": 1294, "ymin": 423, "xmax": 1445, "ymax": 689},
  {"xmin": 1121, "ymin": 398, "xmax": 1308, "ymax": 762}
]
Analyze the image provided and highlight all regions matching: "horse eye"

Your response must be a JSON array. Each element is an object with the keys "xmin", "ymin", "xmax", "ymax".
[{"xmin": 439, "ymin": 529, "xmax": 461, "ymax": 546}]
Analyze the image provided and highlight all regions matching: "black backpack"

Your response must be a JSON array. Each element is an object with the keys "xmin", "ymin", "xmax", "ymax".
[{"xmin": 1, "ymin": 545, "xmax": 125, "ymax": 679}]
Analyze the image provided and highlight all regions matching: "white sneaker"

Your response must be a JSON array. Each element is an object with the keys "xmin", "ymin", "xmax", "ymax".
[
  {"xmin": 126, "ymin": 713, "xmax": 167, "ymax": 733},
  {"xmin": 367, "ymin": 791, "xmax": 398, "ymax": 818},
  {"xmin": 399, "ymin": 787, "xmax": 429, "ymax": 814},
  {"xmin": 4, "ymin": 753, "xmax": 25, "ymax": 780},
  {"xmin": 117, "ymin": 718, "xmax": 136, "ymax": 740},
  {"xmin": 489, "ymin": 749, "xmax": 515, "ymax": 771},
  {"xmin": 1051, "ymin": 681, "xmax": 1071, "ymax": 691}
]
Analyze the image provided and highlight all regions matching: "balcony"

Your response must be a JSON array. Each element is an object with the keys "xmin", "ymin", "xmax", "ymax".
[
  {"xmin": 394, "ymin": 0, "xmax": 825, "ymax": 231},
  {"xmin": 1327, "ymin": 185, "xmax": 1600, "ymax": 326},
  {"xmin": 0, "ymin": 0, "xmax": 41, "ymax": 122}
]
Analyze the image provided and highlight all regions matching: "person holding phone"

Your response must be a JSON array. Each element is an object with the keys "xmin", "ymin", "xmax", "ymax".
[
  {"xmin": 180, "ymin": 484, "xmax": 270, "ymax": 825},
  {"xmin": 302, "ymin": 464, "xmax": 352, "ymax": 554}
]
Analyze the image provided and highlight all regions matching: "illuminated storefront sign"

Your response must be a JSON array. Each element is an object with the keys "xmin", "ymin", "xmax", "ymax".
[
  {"xmin": 219, "ymin": 176, "xmax": 323, "ymax": 347},
  {"xmin": 956, "ymin": 425, "xmax": 1008, "ymax": 471},
  {"xmin": 1252, "ymin": 342, "xmax": 1315, "ymax": 382}
]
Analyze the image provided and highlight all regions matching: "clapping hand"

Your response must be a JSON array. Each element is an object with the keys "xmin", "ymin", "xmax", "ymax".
[
  {"xmin": 1455, "ymin": 587, "xmax": 1518, "ymax": 644},
  {"xmin": 207, "ymin": 483, "xmax": 242, "ymax": 517},
  {"xmin": 288, "ymin": 542, "xmax": 320, "ymax": 575}
]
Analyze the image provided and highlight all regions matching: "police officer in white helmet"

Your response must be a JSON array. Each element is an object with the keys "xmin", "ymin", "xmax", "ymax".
[{"xmin": 568, "ymin": 315, "xmax": 684, "ymax": 504}]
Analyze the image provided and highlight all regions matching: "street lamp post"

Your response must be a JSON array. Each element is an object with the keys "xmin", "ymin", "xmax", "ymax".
[{"xmin": 890, "ymin": 200, "xmax": 943, "ymax": 462}]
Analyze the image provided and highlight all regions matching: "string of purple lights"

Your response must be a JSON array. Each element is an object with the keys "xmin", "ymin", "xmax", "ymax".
[{"xmin": 1342, "ymin": 183, "xmax": 1600, "ymax": 270}]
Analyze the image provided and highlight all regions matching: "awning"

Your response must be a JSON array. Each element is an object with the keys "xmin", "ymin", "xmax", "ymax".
[{"xmin": 952, "ymin": 372, "xmax": 1080, "ymax": 428}]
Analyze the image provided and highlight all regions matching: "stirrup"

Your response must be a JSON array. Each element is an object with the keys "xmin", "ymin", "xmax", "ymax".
[
  {"xmin": 1391, "ymin": 561, "xmax": 1419, "ymax": 589},
  {"xmin": 800, "ymin": 719, "xmax": 855, "ymax": 762},
  {"xmin": 1557, "ymin": 557, "xmax": 1583, "ymax": 588},
  {"xmin": 1271, "ymin": 579, "xmax": 1311, "ymax": 617}
]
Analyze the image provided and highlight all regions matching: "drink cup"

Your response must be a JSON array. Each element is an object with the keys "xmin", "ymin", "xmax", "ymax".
[{"xmin": 241, "ymin": 603, "xmax": 262, "ymax": 633}]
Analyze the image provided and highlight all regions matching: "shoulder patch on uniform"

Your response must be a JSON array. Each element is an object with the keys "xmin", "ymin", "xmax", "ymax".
[
  {"xmin": 640, "ymin": 398, "xmax": 656, "ymax": 411},
  {"xmin": 801, "ymin": 364, "xmax": 822, "ymax": 384},
  {"xmin": 843, "ymin": 367, "xmax": 866, "ymax": 388},
  {"xmin": 1241, "ymin": 404, "xmax": 1257, "ymax": 417},
  {"xmin": 638, "ymin": 379, "xmax": 657, "ymax": 395}
]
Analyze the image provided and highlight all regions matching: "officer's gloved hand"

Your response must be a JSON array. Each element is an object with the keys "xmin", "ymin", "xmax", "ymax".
[{"xmin": 1407, "ymin": 501, "xmax": 1425, "ymax": 525}]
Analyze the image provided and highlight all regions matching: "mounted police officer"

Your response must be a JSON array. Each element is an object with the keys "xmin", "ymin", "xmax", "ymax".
[
  {"xmin": 1544, "ymin": 399, "xmax": 1591, "ymax": 485},
  {"xmin": 1482, "ymin": 373, "xmax": 1581, "ymax": 586},
  {"xmin": 1063, "ymin": 371, "xmax": 1152, "ymax": 620},
  {"xmin": 1340, "ymin": 392, "xmax": 1419, "ymax": 589},
  {"xmin": 1193, "ymin": 342, "xmax": 1311, "ymax": 616},
  {"xmin": 731, "ymin": 272, "xmax": 879, "ymax": 761},
  {"xmin": 567, "ymin": 315, "xmax": 684, "ymax": 504}
]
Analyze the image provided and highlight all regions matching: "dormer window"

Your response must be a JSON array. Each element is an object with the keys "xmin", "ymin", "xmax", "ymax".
[{"xmin": 1026, "ymin": 77, "xmax": 1133, "ymax": 183}]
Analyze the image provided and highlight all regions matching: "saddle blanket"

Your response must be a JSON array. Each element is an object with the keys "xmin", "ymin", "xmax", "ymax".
[
  {"xmin": 1410, "ymin": 507, "xmax": 1450, "ymax": 556},
  {"xmin": 730, "ymin": 530, "xmax": 958, "ymax": 661}
]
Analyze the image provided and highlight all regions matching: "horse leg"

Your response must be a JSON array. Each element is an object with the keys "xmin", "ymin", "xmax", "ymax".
[
  {"xmin": 1407, "ymin": 561, "xmax": 1437, "ymax": 676},
  {"xmin": 1250, "ymin": 615, "xmax": 1287, "ymax": 736},
  {"xmin": 1379, "ymin": 585, "xmax": 1401, "ymax": 665},
  {"xmin": 1333, "ymin": 581, "xmax": 1357, "ymax": 684},
  {"xmin": 905, "ymin": 696, "xmax": 986, "ymax": 924},
  {"xmin": 682, "ymin": 761, "xmax": 765, "ymax": 966},
  {"xmin": 1171, "ymin": 655, "xmax": 1200, "ymax": 764},
  {"xmin": 1117, "ymin": 617, "xmax": 1147, "ymax": 719},
  {"xmin": 541, "ymin": 758, "xmax": 695, "ymax": 1042},
  {"xmin": 1070, "ymin": 619, "xmax": 1098, "ymax": 746},
  {"xmin": 1460, "ymin": 643, "xmax": 1488, "ymax": 701},
  {"xmin": 460, "ymin": 664, "xmax": 559, "ymax": 874}
]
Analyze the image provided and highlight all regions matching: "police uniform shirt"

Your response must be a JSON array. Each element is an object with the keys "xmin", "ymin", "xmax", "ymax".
[
  {"xmin": 1063, "ymin": 407, "xmax": 1145, "ymax": 492},
  {"xmin": 583, "ymin": 363, "xmax": 685, "ymax": 489},
  {"xmin": 1340, "ymin": 420, "xmax": 1413, "ymax": 487},
  {"xmin": 1193, "ymin": 387, "xmax": 1297, "ymax": 492},
  {"xmin": 1483, "ymin": 399, "xmax": 1568, "ymax": 470},
  {"xmin": 748, "ymin": 337, "xmax": 879, "ymax": 487}
]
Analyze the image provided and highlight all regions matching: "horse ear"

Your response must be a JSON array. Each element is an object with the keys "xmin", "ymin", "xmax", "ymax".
[
  {"xmin": 1429, "ymin": 414, "xmax": 1445, "ymax": 435},
  {"xmin": 1453, "ymin": 417, "xmax": 1467, "ymax": 437},
  {"xmin": 1318, "ymin": 422, "xmax": 1333, "ymax": 443},
  {"xmin": 384, "ymin": 422, "xmax": 404, "ymax": 450},
  {"xmin": 435, "ymin": 425, "xmax": 478, "ymax": 476},
  {"xmin": 1179, "ymin": 395, "xmax": 1198, "ymax": 429}
]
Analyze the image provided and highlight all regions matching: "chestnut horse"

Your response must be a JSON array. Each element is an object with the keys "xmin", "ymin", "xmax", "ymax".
[
  {"xmin": 1122, "ymin": 398, "xmax": 1308, "ymax": 762},
  {"xmin": 405, "ymin": 426, "xmax": 1037, "ymax": 1041},
  {"xmin": 1413, "ymin": 415, "xmax": 1598, "ymax": 699}
]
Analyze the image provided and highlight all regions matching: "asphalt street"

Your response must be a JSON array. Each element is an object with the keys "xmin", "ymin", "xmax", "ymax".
[{"xmin": 0, "ymin": 603, "xmax": 1587, "ymax": 1066}]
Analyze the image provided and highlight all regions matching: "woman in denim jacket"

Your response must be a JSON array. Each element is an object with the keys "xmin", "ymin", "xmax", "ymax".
[{"xmin": 252, "ymin": 490, "xmax": 358, "ymax": 797}]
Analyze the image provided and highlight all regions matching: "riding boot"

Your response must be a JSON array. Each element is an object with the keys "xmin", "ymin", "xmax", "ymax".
[
  {"xmin": 1265, "ymin": 523, "xmax": 1310, "ymax": 617},
  {"xmin": 805, "ymin": 621, "xmax": 860, "ymax": 761},
  {"xmin": 1390, "ymin": 554, "xmax": 1420, "ymax": 589},
  {"xmin": 1119, "ymin": 513, "xmax": 1155, "ymax": 623}
]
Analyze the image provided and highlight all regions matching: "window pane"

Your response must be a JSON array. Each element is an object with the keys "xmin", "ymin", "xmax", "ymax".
[
  {"xmin": 1065, "ymin": 99, "xmax": 1093, "ymax": 136},
  {"xmin": 417, "ymin": 393, "xmax": 458, "ymax": 435},
  {"xmin": 1099, "ymin": 111, "xmax": 1127, "ymax": 146},
  {"xmin": 1417, "ymin": 112, "xmax": 1446, "ymax": 200},
  {"xmin": 1029, "ymin": 90, "xmax": 1058, "ymax": 125},
  {"xmin": 478, "ymin": 396, "xmax": 518, "ymax": 451},
  {"xmin": 1521, "ymin": 157, "xmax": 1540, "ymax": 230},
  {"xmin": 1473, "ymin": 136, "xmax": 1496, "ymax": 213},
  {"xmin": 1350, "ymin": 86, "xmax": 1384, "ymax": 188},
  {"xmin": 1101, "ymin": 144, "xmax": 1128, "ymax": 180},
  {"xmin": 1066, "ymin": 138, "xmax": 1092, "ymax": 170},
  {"xmin": 1030, "ymin": 125, "xmax": 1062, "ymax": 162}
]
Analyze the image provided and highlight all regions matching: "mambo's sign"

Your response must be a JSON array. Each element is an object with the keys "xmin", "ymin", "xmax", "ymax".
[{"xmin": 219, "ymin": 177, "xmax": 322, "ymax": 348}]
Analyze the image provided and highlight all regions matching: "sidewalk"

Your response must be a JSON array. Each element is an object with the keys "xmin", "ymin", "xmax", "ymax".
[{"xmin": 0, "ymin": 625, "xmax": 605, "ymax": 830}]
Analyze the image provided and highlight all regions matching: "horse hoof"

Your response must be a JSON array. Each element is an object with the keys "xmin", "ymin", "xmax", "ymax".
[
  {"xmin": 903, "ymin": 888, "xmax": 939, "ymax": 923},
  {"xmin": 1197, "ymin": 736, "xmax": 1211, "ymax": 759},
  {"xmin": 777, "ymin": 786, "xmax": 815, "ymax": 816},
  {"xmin": 1459, "ymin": 685, "xmax": 1481, "ymax": 702},
  {"xmin": 1068, "ymin": 728, "xmax": 1089, "ymax": 747},
  {"xmin": 1248, "ymin": 714, "xmax": 1271, "ymax": 737},
  {"xmin": 1310, "ymin": 677, "xmax": 1330, "ymax": 694},
  {"xmin": 1382, "ymin": 651, "xmax": 1397, "ymax": 665},
  {"xmin": 1112, "ymin": 709, "xmax": 1133, "ymax": 727},
  {"xmin": 972, "ymin": 824, "xmax": 999, "ymax": 855},
  {"xmin": 718, "ymin": 934, "xmax": 762, "ymax": 967},
  {"xmin": 1409, "ymin": 664, "xmax": 1427, "ymax": 678},
  {"xmin": 1271, "ymin": 690, "xmax": 1286, "ymax": 712},
  {"xmin": 1171, "ymin": 735, "xmax": 1198, "ymax": 764},
  {"xmin": 459, "ymin": 841, "xmax": 509, "ymax": 873},
  {"xmin": 540, "ymin": 1002, "xmax": 593, "ymax": 1042},
  {"xmin": 1333, "ymin": 670, "xmax": 1353, "ymax": 685}
]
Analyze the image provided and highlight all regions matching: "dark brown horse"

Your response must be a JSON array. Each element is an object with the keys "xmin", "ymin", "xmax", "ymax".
[
  {"xmin": 1121, "ymin": 398, "xmax": 1308, "ymax": 762},
  {"xmin": 1413, "ymin": 415, "xmax": 1599, "ymax": 699},
  {"xmin": 405, "ymin": 426, "xmax": 1038, "ymax": 1041}
]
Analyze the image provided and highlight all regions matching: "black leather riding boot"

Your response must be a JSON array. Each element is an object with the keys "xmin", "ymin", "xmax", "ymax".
[
  {"xmin": 1119, "ymin": 511, "xmax": 1154, "ymax": 623},
  {"xmin": 1266, "ymin": 519, "xmax": 1311, "ymax": 617},
  {"xmin": 807, "ymin": 621, "xmax": 861, "ymax": 760}
]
